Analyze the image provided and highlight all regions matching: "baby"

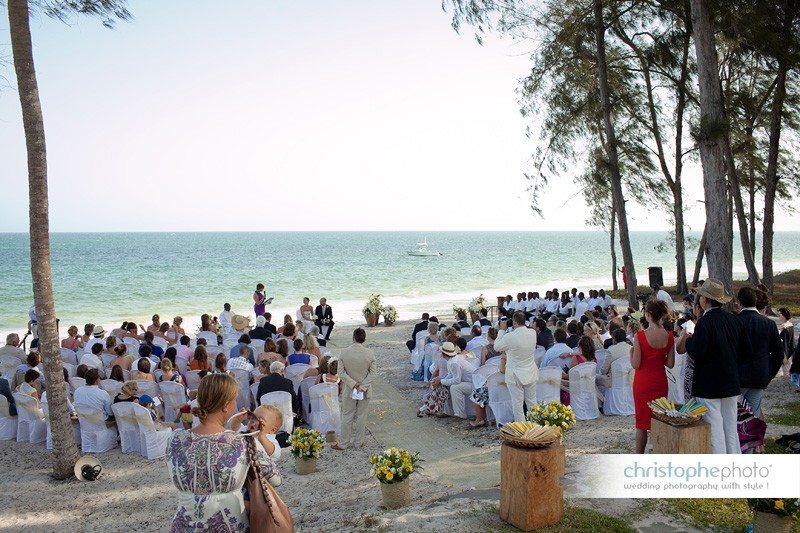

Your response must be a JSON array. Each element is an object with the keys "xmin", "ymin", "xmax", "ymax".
[{"xmin": 245, "ymin": 404, "xmax": 283, "ymax": 487}]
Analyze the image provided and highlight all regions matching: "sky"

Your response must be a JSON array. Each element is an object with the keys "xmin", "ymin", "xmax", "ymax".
[{"xmin": 0, "ymin": 0, "xmax": 798, "ymax": 233}]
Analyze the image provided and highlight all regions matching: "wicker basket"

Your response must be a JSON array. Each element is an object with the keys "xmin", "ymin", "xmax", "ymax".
[
  {"xmin": 650, "ymin": 410, "xmax": 702, "ymax": 427},
  {"xmin": 294, "ymin": 457, "xmax": 317, "ymax": 475},
  {"xmin": 500, "ymin": 434, "xmax": 561, "ymax": 449},
  {"xmin": 380, "ymin": 478, "xmax": 411, "ymax": 510}
]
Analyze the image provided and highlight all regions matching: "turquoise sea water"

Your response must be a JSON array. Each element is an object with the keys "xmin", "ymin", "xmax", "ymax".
[{"xmin": 1, "ymin": 231, "xmax": 799, "ymax": 334}]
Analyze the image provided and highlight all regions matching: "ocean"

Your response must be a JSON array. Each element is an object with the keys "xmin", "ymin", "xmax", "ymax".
[{"xmin": 1, "ymin": 231, "xmax": 799, "ymax": 334}]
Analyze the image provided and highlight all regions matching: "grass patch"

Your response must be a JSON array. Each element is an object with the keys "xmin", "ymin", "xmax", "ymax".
[
  {"xmin": 666, "ymin": 498, "xmax": 750, "ymax": 532},
  {"xmin": 536, "ymin": 505, "xmax": 635, "ymax": 533},
  {"xmin": 607, "ymin": 269, "xmax": 800, "ymax": 315},
  {"xmin": 767, "ymin": 400, "xmax": 800, "ymax": 427},
  {"xmin": 764, "ymin": 437, "xmax": 787, "ymax": 454}
]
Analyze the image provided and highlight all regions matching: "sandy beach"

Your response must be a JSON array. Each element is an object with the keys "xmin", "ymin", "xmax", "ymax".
[{"xmin": 1, "ymin": 318, "xmax": 797, "ymax": 532}]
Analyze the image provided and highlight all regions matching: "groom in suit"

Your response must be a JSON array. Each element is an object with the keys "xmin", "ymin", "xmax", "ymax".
[{"xmin": 315, "ymin": 297, "xmax": 334, "ymax": 340}]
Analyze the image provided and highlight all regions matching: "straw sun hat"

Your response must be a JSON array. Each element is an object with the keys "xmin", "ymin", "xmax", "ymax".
[
  {"xmin": 695, "ymin": 278, "xmax": 732, "ymax": 304},
  {"xmin": 440, "ymin": 342, "xmax": 458, "ymax": 357},
  {"xmin": 231, "ymin": 315, "xmax": 250, "ymax": 332},
  {"xmin": 74, "ymin": 455, "xmax": 102, "ymax": 481}
]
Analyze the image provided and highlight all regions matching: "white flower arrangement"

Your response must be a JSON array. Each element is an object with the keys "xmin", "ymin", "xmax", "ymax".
[
  {"xmin": 383, "ymin": 305, "xmax": 398, "ymax": 323},
  {"xmin": 363, "ymin": 293, "xmax": 382, "ymax": 317},
  {"xmin": 468, "ymin": 294, "xmax": 487, "ymax": 314}
]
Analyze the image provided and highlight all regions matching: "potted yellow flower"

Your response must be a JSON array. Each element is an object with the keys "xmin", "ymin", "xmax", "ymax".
[
  {"xmin": 748, "ymin": 498, "xmax": 799, "ymax": 532},
  {"xmin": 288, "ymin": 427, "xmax": 325, "ymax": 475},
  {"xmin": 526, "ymin": 401, "xmax": 577, "ymax": 440},
  {"xmin": 369, "ymin": 447, "xmax": 422, "ymax": 509}
]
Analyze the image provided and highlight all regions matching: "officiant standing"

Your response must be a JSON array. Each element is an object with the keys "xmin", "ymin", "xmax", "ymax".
[
  {"xmin": 315, "ymin": 297, "xmax": 335, "ymax": 341},
  {"xmin": 334, "ymin": 328, "xmax": 376, "ymax": 450}
]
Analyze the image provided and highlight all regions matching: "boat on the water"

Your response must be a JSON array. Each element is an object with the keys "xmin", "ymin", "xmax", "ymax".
[{"xmin": 407, "ymin": 238, "xmax": 442, "ymax": 257}]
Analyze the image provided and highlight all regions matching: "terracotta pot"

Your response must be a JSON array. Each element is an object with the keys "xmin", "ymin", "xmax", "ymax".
[
  {"xmin": 753, "ymin": 511, "xmax": 793, "ymax": 533},
  {"xmin": 365, "ymin": 313, "xmax": 380, "ymax": 327},
  {"xmin": 380, "ymin": 478, "xmax": 411, "ymax": 510},
  {"xmin": 384, "ymin": 319, "xmax": 395, "ymax": 327},
  {"xmin": 294, "ymin": 456, "xmax": 317, "ymax": 475}
]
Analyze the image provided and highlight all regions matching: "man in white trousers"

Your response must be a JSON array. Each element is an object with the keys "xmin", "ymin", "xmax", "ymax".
[
  {"xmin": 687, "ymin": 279, "xmax": 751, "ymax": 454},
  {"xmin": 334, "ymin": 328, "xmax": 376, "ymax": 450},
  {"xmin": 494, "ymin": 311, "xmax": 539, "ymax": 422}
]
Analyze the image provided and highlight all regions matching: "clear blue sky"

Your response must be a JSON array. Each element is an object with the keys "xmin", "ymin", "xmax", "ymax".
[{"xmin": 0, "ymin": 0, "xmax": 796, "ymax": 232}]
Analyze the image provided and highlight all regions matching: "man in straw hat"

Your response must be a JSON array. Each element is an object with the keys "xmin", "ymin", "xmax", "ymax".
[{"xmin": 687, "ymin": 278, "xmax": 751, "ymax": 454}]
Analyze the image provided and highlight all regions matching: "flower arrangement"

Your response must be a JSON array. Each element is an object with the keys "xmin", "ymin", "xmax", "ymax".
[
  {"xmin": 452, "ymin": 305, "xmax": 467, "ymax": 319},
  {"xmin": 288, "ymin": 427, "xmax": 325, "ymax": 459},
  {"xmin": 526, "ymin": 400, "xmax": 577, "ymax": 430},
  {"xmin": 747, "ymin": 498, "xmax": 800, "ymax": 517},
  {"xmin": 383, "ymin": 305, "xmax": 398, "ymax": 323},
  {"xmin": 363, "ymin": 294, "xmax": 382, "ymax": 317},
  {"xmin": 175, "ymin": 404, "xmax": 193, "ymax": 425},
  {"xmin": 369, "ymin": 447, "xmax": 421, "ymax": 484},
  {"xmin": 468, "ymin": 294, "xmax": 487, "ymax": 314}
]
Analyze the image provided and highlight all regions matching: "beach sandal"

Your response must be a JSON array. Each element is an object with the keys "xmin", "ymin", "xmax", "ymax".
[
  {"xmin": 469, "ymin": 419, "xmax": 488, "ymax": 428},
  {"xmin": 787, "ymin": 442, "xmax": 800, "ymax": 453},
  {"xmin": 416, "ymin": 411, "xmax": 424, "ymax": 418}
]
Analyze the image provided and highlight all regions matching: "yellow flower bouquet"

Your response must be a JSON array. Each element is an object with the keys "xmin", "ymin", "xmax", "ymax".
[
  {"xmin": 526, "ymin": 400, "xmax": 577, "ymax": 430},
  {"xmin": 369, "ymin": 447, "xmax": 422, "ymax": 484},
  {"xmin": 288, "ymin": 427, "xmax": 325, "ymax": 459}
]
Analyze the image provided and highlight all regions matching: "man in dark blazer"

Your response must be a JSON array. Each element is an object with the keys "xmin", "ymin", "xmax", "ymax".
[
  {"xmin": 263, "ymin": 312, "xmax": 278, "ymax": 337},
  {"xmin": 476, "ymin": 308, "xmax": 492, "ymax": 328},
  {"xmin": 687, "ymin": 279, "xmax": 751, "ymax": 454},
  {"xmin": 314, "ymin": 297, "xmax": 334, "ymax": 340},
  {"xmin": 257, "ymin": 361, "xmax": 300, "ymax": 416},
  {"xmin": 533, "ymin": 319, "xmax": 554, "ymax": 350},
  {"xmin": 406, "ymin": 313, "xmax": 430, "ymax": 353},
  {"xmin": 736, "ymin": 287, "xmax": 784, "ymax": 417}
]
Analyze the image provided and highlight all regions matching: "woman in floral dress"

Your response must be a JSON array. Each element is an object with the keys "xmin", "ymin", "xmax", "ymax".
[{"xmin": 166, "ymin": 373, "xmax": 271, "ymax": 531}]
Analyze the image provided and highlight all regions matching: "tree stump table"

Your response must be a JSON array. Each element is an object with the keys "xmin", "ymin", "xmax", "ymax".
[
  {"xmin": 650, "ymin": 419, "xmax": 711, "ymax": 453},
  {"xmin": 500, "ymin": 442, "xmax": 565, "ymax": 531}
]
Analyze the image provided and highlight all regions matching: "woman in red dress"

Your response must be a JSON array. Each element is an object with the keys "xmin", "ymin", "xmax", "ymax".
[{"xmin": 632, "ymin": 300, "xmax": 675, "ymax": 453}]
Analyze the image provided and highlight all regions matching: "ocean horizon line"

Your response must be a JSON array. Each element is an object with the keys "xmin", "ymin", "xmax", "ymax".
[{"xmin": 2, "ymin": 229, "xmax": 799, "ymax": 235}]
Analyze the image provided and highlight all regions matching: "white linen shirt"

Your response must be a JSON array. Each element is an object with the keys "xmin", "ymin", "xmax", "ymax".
[
  {"xmin": 574, "ymin": 301, "xmax": 589, "ymax": 318},
  {"xmin": 494, "ymin": 326, "xmax": 538, "ymax": 386},
  {"xmin": 440, "ymin": 353, "xmax": 477, "ymax": 387},
  {"xmin": 74, "ymin": 385, "xmax": 113, "ymax": 419},
  {"xmin": 541, "ymin": 343, "xmax": 572, "ymax": 368},
  {"xmin": 656, "ymin": 290, "xmax": 675, "ymax": 309}
]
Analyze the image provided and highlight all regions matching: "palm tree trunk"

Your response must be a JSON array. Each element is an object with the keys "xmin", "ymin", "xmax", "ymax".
[
  {"xmin": 689, "ymin": 0, "xmax": 733, "ymax": 293},
  {"xmin": 594, "ymin": 0, "xmax": 638, "ymax": 308},
  {"xmin": 8, "ymin": 0, "xmax": 80, "ymax": 480},
  {"xmin": 610, "ymin": 201, "xmax": 618, "ymax": 291},
  {"xmin": 762, "ymin": 64, "xmax": 787, "ymax": 293},
  {"xmin": 692, "ymin": 224, "xmax": 708, "ymax": 286}
]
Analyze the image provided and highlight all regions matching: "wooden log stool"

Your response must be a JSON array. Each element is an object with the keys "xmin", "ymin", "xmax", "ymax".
[
  {"xmin": 500, "ymin": 442, "xmax": 565, "ymax": 531},
  {"xmin": 650, "ymin": 419, "xmax": 711, "ymax": 454}
]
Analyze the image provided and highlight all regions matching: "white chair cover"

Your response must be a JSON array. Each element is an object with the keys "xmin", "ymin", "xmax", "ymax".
[
  {"xmin": 159, "ymin": 380, "xmax": 188, "ymax": 423},
  {"xmin": 459, "ymin": 327, "xmax": 471, "ymax": 337},
  {"xmin": 0, "ymin": 395, "xmax": 17, "ymax": 440},
  {"xmin": 152, "ymin": 336, "xmax": 169, "ymax": 351},
  {"xmin": 309, "ymin": 382, "xmax": 341, "ymax": 437},
  {"xmin": 41, "ymin": 398, "xmax": 81, "ymax": 450},
  {"xmin": 205, "ymin": 345, "xmax": 224, "ymax": 357},
  {"xmin": 111, "ymin": 402, "xmax": 142, "ymax": 454},
  {"xmin": 260, "ymin": 391, "xmax": 294, "ymax": 434},
  {"xmin": 481, "ymin": 325, "xmax": 491, "ymax": 335},
  {"xmin": 62, "ymin": 362, "xmax": 76, "ymax": 379},
  {"xmin": 131, "ymin": 403, "xmax": 171, "ymax": 459},
  {"xmin": 250, "ymin": 382, "xmax": 260, "ymax": 409},
  {"xmin": 471, "ymin": 365, "xmax": 498, "ymax": 390},
  {"xmin": 250, "ymin": 339, "xmax": 266, "ymax": 356},
  {"xmin": 594, "ymin": 350, "xmax": 609, "ymax": 374},
  {"xmin": 284, "ymin": 364, "xmax": 310, "ymax": 393},
  {"xmin": 568, "ymin": 362, "xmax": 601, "ymax": 420},
  {"xmin": 75, "ymin": 404, "xmax": 118, "ymax": 453},
  {"xmin": 667, "ymin": 352, "xmax": 687, "ymax": 405},
  {"xmin": 533, "ymin": 346, "xmax": 546, "ymax": 366},
  {"xmin": 0, "ymin": 356, "xmax": 20, "ymax": 382},
  {"xmin": 153, "ymin": 369, "xmax": 164, "ymax": 382},
  {"xmin": 69, "ymin": 377, "xmax": 86, "ymax": 393},
  {"xmin": 12, "ymin": 393, "xmax": 46, "ymax": 443},
  {"xmin": 298, "ymin": 376, "xmax": 318, "ymax": 423},
  {"xmin": 410, "ymin": 330, "xmax": 427, "ymax": 365},
  {"xmin": 185, "ymin": 370, "xmax": 203, "ymax": 391},
  {"xmin": 123, "ymin": 338, "xmax": 141, "ymax": 352},
  {"xmin": 101, "ymin": 354, "xmax": 115, "ymax": 369},
  {"xmin": 60, "ymin": 348, "xmax": 79, "ymax": 365},
  {"xmin": 196, "ymin": 331, "xmax": 218, "ymax": 345},
  {"xmin": 604, "ymin": 358, "xmax": 635, "ymax": 416},
  {"xmin": 136, "ymin": 380, "xmax": 160, "ymax": 398},
  {"xmin": 230, "ymin": 369, "xmax": 252, "ymax": 410},
  {"xmin": 536, "ymin": 367, "xmax": 562, "ymax": 405},
  {"xmin": 99, "ymin": 379, "xmax": 123, "ymax": 398},
  {"xmin": 176, "ymin": 358, "xmax": 189, "ymax": 374},
  {"xmin": 486, "ymin": 373, "xmax": 514, "ymax": 427}
]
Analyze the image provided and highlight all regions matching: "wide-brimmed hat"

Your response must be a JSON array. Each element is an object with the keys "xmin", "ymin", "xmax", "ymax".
[
  {"xmin": 440, "ymin": 342, "xmax": 458, "ymax": 357},
  {"xmin": 231, "ymin": 314, "xmax": 250, "ymax": 332},
  {"xmin": 74, "ymin": 455, "xmax": 103, "ymax": 481},
  {"xmin": 92, "ymin": 325, "xmax": 105, "ymax": 337},
  {"xmin": 696, "ymin": 278, "xmax": 732, "ymax": 304}
]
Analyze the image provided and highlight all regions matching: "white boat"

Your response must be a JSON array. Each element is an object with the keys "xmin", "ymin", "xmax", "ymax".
[{"xmin": 407, "ymin": 238, "xmax": 441, "ymax": 257}]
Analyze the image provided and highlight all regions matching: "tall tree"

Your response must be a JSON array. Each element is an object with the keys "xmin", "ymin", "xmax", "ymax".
[
  {"xmin": 6, "ymin": 0, "xmax": 131, "ymax": 480},
  {"xmin": 689, "ymin": 0, "xmax": 733, "ymax": 292}
]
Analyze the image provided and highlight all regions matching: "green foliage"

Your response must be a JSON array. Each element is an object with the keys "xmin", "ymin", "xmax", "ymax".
[{"xmin": 37, "ymin": 1, "xmax": 132, "ymax": 28}]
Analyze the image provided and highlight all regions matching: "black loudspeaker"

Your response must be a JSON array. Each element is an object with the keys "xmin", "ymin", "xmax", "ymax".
[{"xmin": 648, "ymin": 266, "xmax": 664, "ymax": 288}]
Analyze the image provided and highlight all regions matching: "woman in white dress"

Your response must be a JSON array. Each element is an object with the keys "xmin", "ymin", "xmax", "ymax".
[{"xmin": 166, "ymin": 373, "xmax": 272, "ymax": 531}]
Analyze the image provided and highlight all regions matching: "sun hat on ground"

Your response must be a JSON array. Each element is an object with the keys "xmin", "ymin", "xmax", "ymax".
[
  {"xmin": 231, "ymin": 315, "xmax": 250, "ymax": 332},
  {"xmin": 696, "ymin": 278, "xmax": 732, "ymax": 304},
  {"xmin": 74, "ymin": 455, "xmax": 103, "ymax": 481},
  {"xmin": 440, "ymin": 342, "xmax": 458, "ymax": 357}
]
